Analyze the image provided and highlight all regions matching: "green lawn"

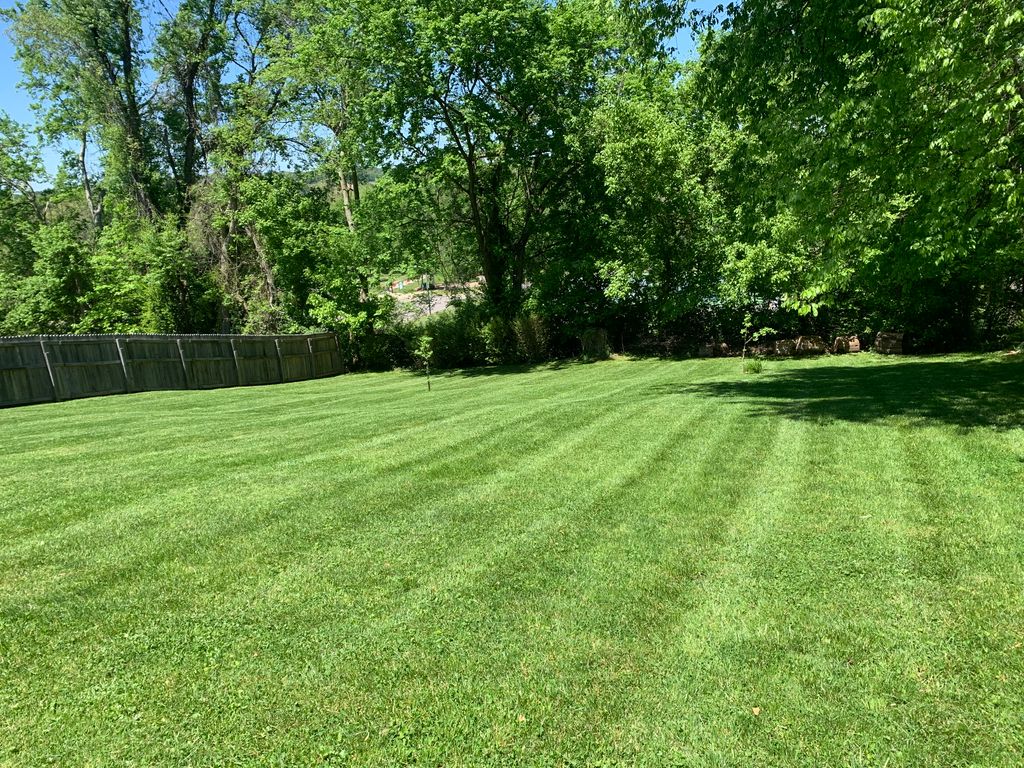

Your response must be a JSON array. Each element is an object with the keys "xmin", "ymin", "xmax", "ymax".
[{"xmin": 2, "ymin": 354, "xmax": 1023, "ymax": 766}]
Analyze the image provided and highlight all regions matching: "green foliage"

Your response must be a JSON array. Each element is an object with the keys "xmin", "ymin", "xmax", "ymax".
[
  {"xmin": 403, "ymin": 305, "xmax": 551, "ymax": 369},
  {"xmin": 410, "ymin": 303, "xmax": 488, "ymax": 369},
  {"xmin": 593, "ymin": 66, "xmax": 728, "ymax": 336},
  {"xmin": 0, "ymin": 0, "xmax": 1020, "ymax": 361},
  {"xmin": 696, "ymin": 0, "xmax": 1024, "ymax": 348},
  {"xmin": 412, "ymin": 333, "xmax": 434, "ymax": 377},
  {"xmin": 482, "ymin": 316, "xmax": 519, "ymax": 365},
  {"xmin": 354, "ymin": 0, "xmax": 620, "ymax": 319},
  {"xmin": 1, "ymin": 222, "xmax": 90, "ymax": 334},
  {"xmin": 513, "ymin": 312, "xmax": 549, "ymax": 363},
  {"xmin": 742, "ymin": 358, "xmax": 763, "ymax": 374},
  {"xmin": 79, "ymin": 211, "xmax": 222, "ymax": 334},
  {"xmin": 138, "ymin": 222, "xmax": 222, "ymax": 334}
]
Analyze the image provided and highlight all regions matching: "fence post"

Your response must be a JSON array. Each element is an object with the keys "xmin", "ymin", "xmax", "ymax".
[
  {"xmin": 114, "ymin": 336, "xmax": 134, "ymax": 392},
  {"xmin": 274, "ymin": 337, "xmax": 286, "ymax": 383},
  {"xmin": 38, "ymin": 337, "xmax": 61, "ymax": 401},
  {"xmin": 176, "ymin": 338, "xmax": 194, "ymax": 389},
  {"xmin": 229, "ymin": 337, "xmax": 242, "ymax": 386},
  {"xmin": 306, "ymin": 335, "xmax": 318, "ymax": 378}
]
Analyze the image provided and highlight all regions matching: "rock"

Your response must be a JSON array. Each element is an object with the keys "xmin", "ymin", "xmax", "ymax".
[
  {"xmin": 716, "ymin": 342, "xmax": 732, "ymax": 357},
  {"xmin": 833, "ymin": 335, "xmax": 861, "ymax": 353},
  {"xmin": 795, "ymin": 335, "xmax": 827, "ymax": 355},
  {"xmin": 775, "ymin": 338, "xmax": 797, "ymax": 356},
  {"xmin": 875, "ymin": 331, "xmax": 904, "ymax": 354}
]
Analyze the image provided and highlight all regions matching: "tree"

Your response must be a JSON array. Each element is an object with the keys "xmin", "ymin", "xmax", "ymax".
[
  {"xmin": 696, "ymin": 0, "xmax": 1024, "ymax": 347},
  {"xmin": 152, "ymin": 0, "xmax": 231, "ymax": 216},
  {"xmin": 0, "ymin": 116, "xmax": 45, "ymax": 274},
  {"xmin": 592, "ymin": 65, "xmax": 730, "ymax": 342},
  {"xmin": 1, "ymin": 222, "xmax": 91, "ymax": 334},
  {"xmin": 6, "ymin": 0, "xmax": 164, "ymax": 217},
  {"xmin": 356, "ymin": 0, "xmax": 616, "ymax": 319}
]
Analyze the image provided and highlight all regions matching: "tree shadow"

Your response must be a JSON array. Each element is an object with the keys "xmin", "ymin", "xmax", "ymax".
[
  {"xmin": 444, "ymin": 359, "xmax": 596, "ymax": 378},
  {"xmin": 650, "ymin": 355, "xmax": 1024, "ymax": 431}
]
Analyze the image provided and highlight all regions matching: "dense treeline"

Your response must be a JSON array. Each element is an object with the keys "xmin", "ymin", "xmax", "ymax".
[{"xmin": 0, "ymin": 0, "xmax": 1020, "ymax": 367}]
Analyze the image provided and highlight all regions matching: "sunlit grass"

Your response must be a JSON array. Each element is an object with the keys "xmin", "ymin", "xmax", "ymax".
[{"xmin": 2, "ymin": 353, "xmax": 1023, "ymax": 765}]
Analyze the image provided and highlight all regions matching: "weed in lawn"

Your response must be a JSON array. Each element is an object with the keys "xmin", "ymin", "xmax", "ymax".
[{"xmin": 742, "ymin": 358, "xmax": 764, "ymax": 374}]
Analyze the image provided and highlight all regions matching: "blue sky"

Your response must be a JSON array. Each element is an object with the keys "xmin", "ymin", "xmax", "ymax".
[
  {"xmin": 0, "ymin": 0, "xmax": 38, "ymax": 126},
  {"xmin": 0, "ymin": 0, "xmax": 716, "ymax": 176},
  {"xmin": 0, "ymin": 0, "xmax": 66, "ymax": 173}
]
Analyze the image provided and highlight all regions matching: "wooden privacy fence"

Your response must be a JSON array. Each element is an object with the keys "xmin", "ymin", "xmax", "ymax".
[{"xmin": 0, "ymin": 333, "xmax": 343, "ymax": 408}]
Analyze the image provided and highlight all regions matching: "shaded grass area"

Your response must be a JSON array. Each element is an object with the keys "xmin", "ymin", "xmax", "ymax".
[
  {"xmin": 658, "ymin": 354, "xmax": 1024, "ymax": 430},
  {"xmin": 1, "ymin": 353, "xmax": 1023, "ymax": 765}
]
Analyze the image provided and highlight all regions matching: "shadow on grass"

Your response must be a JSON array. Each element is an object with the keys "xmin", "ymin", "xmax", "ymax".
[
  {"xmin": 443, "ymin": 358, "xmax": 599, "ymax": 378},
  {"xmin": 650, "ymin": 355, "xmax": 1024, "ymax": 430}
]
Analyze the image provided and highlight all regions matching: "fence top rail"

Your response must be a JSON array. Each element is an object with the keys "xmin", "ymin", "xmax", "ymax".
[{"xmin": 0, "ymin": 332, "xmax": 337, "ymax": 343}]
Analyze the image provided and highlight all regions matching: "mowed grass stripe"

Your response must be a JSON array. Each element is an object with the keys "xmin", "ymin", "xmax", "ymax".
[
  {"xmin": 0, "ymin": 360, "xmax": 672, "ymax": 577},
  {"xmin": 0, "ymin": 362, "xmax": 678, "ymax": 653},
  {"xmin": 629, "ymin": 409, "xmax": 1024, "ymax": 765},
  {"xmin": 893, "ymin": 426, "xmax": 1024, "ymax": 761},
  {"xmin": 184, "ymin": 382, "xmax": 744, "ymax": 763},
  {"xmin": 1, "ymin": 354, "xmax": 1023, "ymax": 766},
  {"xmin": 0, "ymin": 360, "xmax": 671, "ymax": 531},
  {"xmin": 3, "ymin": 360, "xmax": 710, "ymax": 763}
]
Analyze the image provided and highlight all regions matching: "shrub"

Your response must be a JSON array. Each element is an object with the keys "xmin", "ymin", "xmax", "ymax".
[
  {"xmin": 742, "ymin": 358, "xmax": 764, "ymax": 374},
  {"xmin": 483, "ymin": 316, "xmax": 518, "ymax": 364},
  {"xmin": 351, "ymin": 328, "xmax": 415, "ymax": 371},
  {"xmin": 414, "ymin": 302, "xmax": 488, "ymax": 369},
  {"xmin": 241, "ymin": 299, "xmax": 295, "ymax": 335},
  {"xmin": 514, "ymin": 313, "xmax": 549, "ymax": 363},
  {"xmin": 346, "ymin": 303, "xmax": 557, "ymax": 371},
  {"xmin": 580, "ymin": 328, "xmax": 611, "ymax": 360}
]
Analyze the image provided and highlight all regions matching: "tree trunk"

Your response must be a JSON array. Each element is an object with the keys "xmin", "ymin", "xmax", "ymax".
[
  {"xmin": 79, "ymin": 134, "xmax": 103, "ymax": 229},
  {"xmin": 337, "ymin": 164, "xmax": 371, "ymax": 303},
  {"xmin": 247, "ymin": 223, "xmax": 277, "ymax": 309}
]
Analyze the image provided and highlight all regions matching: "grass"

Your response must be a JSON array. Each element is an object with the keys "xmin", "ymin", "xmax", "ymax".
[
  {"xmin": 2, "ymin": 353, "xmax": 1023, "ymax": 766},
  {"xmin": 741, "ymin": 357, "xmax": 764, "ymax": 374}
]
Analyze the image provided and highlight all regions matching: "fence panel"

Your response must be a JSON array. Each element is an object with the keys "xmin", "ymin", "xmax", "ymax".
[
  {"xmin": 234, "ymin": 337, "xmax": 282, "ymax": 386},
  {"xmin": 182, "ymin": 338, "xmax": 239, "ymax": 389},
  {"xmin": 277, "ymin": 336, "xmax": 314, "ymax": 382},
  {"xmin": 309, "ymin": 334, "xmax": 343, "ymax": 378},
  {"xmin": 0, "ymin": 340, "xmax": 55, "ymax": 406},
  {"xmin": 0, "ymin": 332, "xmax": 343, "ymax": 408},
  {"xmin": 46, "ymin": 337, "xmax": 127, "ymax": 400},
  {"xmin": 123, "ymin": 338, "xmax": 188, "ymax": 391}
]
